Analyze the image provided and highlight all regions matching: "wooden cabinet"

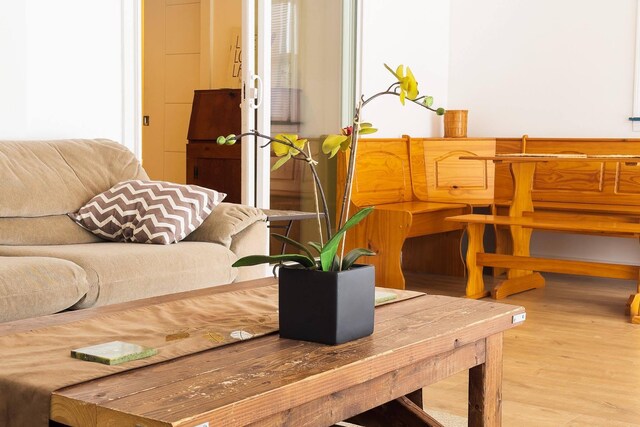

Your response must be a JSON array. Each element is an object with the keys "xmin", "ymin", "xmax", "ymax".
[
  {"xmin": 187, "ymin": 143, "xmax": 242, "ymax": 203},
  {"xmin": 186, "ymin": 89, "xmax": 242, "ymax": 203},
  {"xmin": 409, "ymin": 137, "xmax": 496, "ymax": 203}
]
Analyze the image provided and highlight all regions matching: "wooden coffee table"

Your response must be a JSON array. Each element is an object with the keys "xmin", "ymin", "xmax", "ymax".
[{"xmin": 46, "ymin": 278, "xmax": 524, "ymax": 426}]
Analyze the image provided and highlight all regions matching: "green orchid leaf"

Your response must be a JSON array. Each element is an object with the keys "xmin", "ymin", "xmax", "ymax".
[
  {"xmin": 271, "ymin": 233, "xmax": 315, "ymax": 260},
  {"xmin": 308, "ymin": 241, "xmax": 322, "ymax": 254},
  {"xmin": 436, "ymin": 107, "xmax": 446, "ymax": 116},
  {"xmin": 320, "ymin": 206, "xmax": 374, "ymax": 271},
  {"xmin": 360, "ymin": 122, "xmax": 374, "ymax": 128},
  {"xmin": 341, "ymin": 248, "xmax": 376, "ymax": 271},
  {"xmin": 359, "ymin": 127, "xmax": 378, "ymax": 135},
  {"xmin": 232, "ymin": 254, "xmax": 316, "ymax": 269},
  {"xmin": 331, "ymin": 254, "xmax": 340, "ymax": 271},
  {"xmin": 271, "ymin": 154, "xmax": 291, "ymax": 171}
]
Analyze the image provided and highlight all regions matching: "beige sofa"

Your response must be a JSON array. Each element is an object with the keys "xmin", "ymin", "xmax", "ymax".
[{"xmin": 0, "ymin": 139, "xmax": 267, "ymax": 322}]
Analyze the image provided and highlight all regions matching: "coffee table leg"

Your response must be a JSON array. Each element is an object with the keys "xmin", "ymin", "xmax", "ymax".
[
  {"xmin": 405, "ymin": 388, "xmax": 423, "ymax": 407},
  {"xmin": 468, "ymin": 333, "xmax": 503, "ymax": 426}
]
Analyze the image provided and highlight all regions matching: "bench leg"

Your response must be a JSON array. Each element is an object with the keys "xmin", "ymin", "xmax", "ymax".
[
  {"xmin": 492, "ymin": 272, "xmax": 546, "ymax": 299},
  {"xmin": 493, "ymin": 225, "xmax": 511, "ymax": 277},
  {"xmin": 627, "ymin": 273, "xmax": 640, "ymax": 323},
  {"xmin": 466, "ymin": 223, "xmax": 490, "ymax": 299},
  {"xmin": 345, "ymin": 209, "xmax": 411, "ymax": 289},
  {"xmin": 507, "ymin": 225, "xmax": 534, "ymax": 279},
  {"xmin": 508, "ymin": 162, "xmax": 536, "ymax": 279},
  {"xmin": 626, "ymin": 294, "xmax": 640, "ymax": 324}
]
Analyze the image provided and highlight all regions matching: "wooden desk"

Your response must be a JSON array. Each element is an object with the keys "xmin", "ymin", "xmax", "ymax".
[
  {"xmin": 450, "ymin": 155, "xmax": 640, "ymax": 322},
  {"xmin": 51, "ymin": 278, "xmax": 525, "ymax": 426}
]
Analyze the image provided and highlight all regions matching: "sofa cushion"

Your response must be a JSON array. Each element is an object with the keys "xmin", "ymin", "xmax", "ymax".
[
  {"xmin": 0, "ymin": 216, "xmax": 102, "ymax": 246},
  {"xmin": 69, "ymin": 180, "xmax": 226, "ymax": 244},
  {"xmin": 0, "ymin": 139, "xmax": 148, "ymax": 218},
  {"xmin": 185, "ymin": 202, "xmax": 267, "ymax": 247},
  {"xmin": 0, "ymin": 242, "xmax": 238, "ymax": 308},
  {"xmin": 0, "ymin": 257, "xmax": 89, "ymax": 322}
]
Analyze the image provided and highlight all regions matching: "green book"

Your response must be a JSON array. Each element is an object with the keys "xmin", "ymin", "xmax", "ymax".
[
  {"xmin": 71, "ymin": 341, "xmax": 157, "ymax": 365},
  {"xmin": 375, "ymin": 290, "xmax": 398, "ymax": 304}
]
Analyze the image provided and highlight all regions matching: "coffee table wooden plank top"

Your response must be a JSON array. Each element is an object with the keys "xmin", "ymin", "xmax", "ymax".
[{"xmin": 51, "ymin": 278, "xmax": 525, "ymax": 427}]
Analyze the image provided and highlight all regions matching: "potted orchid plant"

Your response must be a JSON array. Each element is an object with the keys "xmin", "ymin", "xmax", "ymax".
[{"xmin": 221, "ymin": 64, "xmax": 444, "ymax": 344}]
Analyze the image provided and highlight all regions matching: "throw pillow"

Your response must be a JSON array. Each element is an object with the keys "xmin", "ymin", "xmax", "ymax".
[{"xmin": 68, "ymin": 180, "xmax": 226, "ymax": 244}]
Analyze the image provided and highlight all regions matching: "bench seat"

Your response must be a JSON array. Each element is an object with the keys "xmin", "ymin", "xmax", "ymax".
[
  {"xmin": 337, "ymin": 136, "xmax": 496, "ymax": 289},
  {"xmin": 448, "ymin": 214, "xmax": 640, "ymax": 236},
  {"xmin": 494, "ymin": 199, "xmax": 640, "ymax": 217},
  {"xmin": 447, "ymin": 214, "xmax": 640, "ymax": 323},
  {"xmin": 345, "ymin": 201, "xmax": 471, "ymax": 289}
]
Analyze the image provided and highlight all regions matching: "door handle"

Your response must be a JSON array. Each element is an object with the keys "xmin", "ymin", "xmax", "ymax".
[{"xmin": 243, "ymin": 75, "xmax": 262, "ymax": 110}]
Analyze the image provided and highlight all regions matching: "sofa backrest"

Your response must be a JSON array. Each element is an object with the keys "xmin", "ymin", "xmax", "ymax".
[{"xmin": 0, "ymin": 139, "xmax": 148, "ymax": 245}]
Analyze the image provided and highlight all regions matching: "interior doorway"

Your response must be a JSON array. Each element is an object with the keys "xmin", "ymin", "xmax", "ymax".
[
  {"xmin": 142, "ymin": 0, "xmax": 204, "ymax": 183},
  {"xmin": 141, "ymin": 0, "xmax": 351, "ymax": 254}
]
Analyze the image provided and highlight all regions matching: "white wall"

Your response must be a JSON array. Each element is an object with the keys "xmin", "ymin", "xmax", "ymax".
[
  {"xmin": 0, "ymin": 1, "xmax": 137, "ymax": 153},
  {"xmin": 359, "ymin": 0, "xmax": 450, "ymax": 137},
  {"xmin": 448, "ymin": 0, "xmax": 640, "ymax": 264},
  {"xmin": 449, "ymin": 0, "xmax": 637, "ymax": 138},
  {"xmin": 0, "ymin": 3, "xmax": 28, "ymax": 134}
]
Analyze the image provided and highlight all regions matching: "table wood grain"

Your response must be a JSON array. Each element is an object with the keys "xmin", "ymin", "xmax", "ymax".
[{"xmin": 50, "ymin": 279, "xmax": 525, "ymax": 426}]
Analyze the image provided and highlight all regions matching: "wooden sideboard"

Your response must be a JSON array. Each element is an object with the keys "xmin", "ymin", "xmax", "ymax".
[{"xmin": 186, "ymin": 89, "xmax": 242, "ymax": 203}]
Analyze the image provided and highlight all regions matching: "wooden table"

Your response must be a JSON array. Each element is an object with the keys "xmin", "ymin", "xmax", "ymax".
[
  {"xmin": 457, "ymin": 155, "xmax": 640, "ymax": 305},
  {"xmin": 48, "ymin": 278, "xmax": 525, "ymax": 426}
]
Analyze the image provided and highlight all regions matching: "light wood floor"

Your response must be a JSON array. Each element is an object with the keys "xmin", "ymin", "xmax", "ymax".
[{"xmin": 405, "ymin": 271, "xmax": 640, "ymax": 427}]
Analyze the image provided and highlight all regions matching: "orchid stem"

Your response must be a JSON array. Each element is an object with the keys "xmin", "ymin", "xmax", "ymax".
[
  {"xmin": 235, "ymin": 131, "xmax": 333, "ymax": 241},
  {"xmin": 337, "ymin": 99, "xmax": 364, "ymax": 270},
  {"xmin": 307, "ymin": 145, "xmax": 324, "ymax": 247}
]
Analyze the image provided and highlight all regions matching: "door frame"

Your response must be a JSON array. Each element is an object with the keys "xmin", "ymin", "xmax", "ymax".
[
  {"xmin": 123, "ymin": 0, "xmax": 143, "ymax": 158},
  {"xmin": 241, "ymin": 0, "xmax": 271, "ymax": 208}
]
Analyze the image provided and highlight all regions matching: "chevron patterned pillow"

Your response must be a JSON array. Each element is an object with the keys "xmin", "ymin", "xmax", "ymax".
[{"xmin": 68, "ymin": 180, "xmax": 226, "ymax": 244}]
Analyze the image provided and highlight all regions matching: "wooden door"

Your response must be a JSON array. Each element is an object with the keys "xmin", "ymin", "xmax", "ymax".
[{"xmin": 143, "ymin": 0, "xmax": 201, "ymax": 183}]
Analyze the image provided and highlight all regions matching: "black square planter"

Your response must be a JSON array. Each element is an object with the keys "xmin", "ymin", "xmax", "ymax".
[{"xmin": 278, "ymin": 264, "xmax": 375, "ymax": 345}]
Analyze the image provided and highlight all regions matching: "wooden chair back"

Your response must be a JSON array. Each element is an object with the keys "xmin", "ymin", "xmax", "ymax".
[
  {"xmin": 339, "ymin": 136, "xmax": 414, "ymax": 207},
  {"xmin": 409, "ymin": 137, "xmax": 496, "ymax": 203}
]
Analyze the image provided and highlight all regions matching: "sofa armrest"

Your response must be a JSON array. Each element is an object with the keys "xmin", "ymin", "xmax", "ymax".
[
  {"xmin": 229, "ymin": 220, "xmax": 269, "ymax": 282},
  {"xmin": 186, "ymin": 203, "xmax": 268, "ymax": 281},
  {"xmin": 185, "ymin": 202, "xmax": 267, "ymax": 248}
]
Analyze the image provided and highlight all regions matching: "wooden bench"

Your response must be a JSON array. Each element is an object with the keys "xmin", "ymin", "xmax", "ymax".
[
  {"xmin": 337, "ymin": 136, "xmax": 496, "ymax": 289},
  {"xmin": 448, "ymin": 136, "xmax": 640, "ymax": 323}
]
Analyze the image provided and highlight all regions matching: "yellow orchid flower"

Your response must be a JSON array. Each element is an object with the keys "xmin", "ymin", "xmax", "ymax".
[
  {"xmin": 272, "ymin": 134, "xmax": 307, "ymax": 157},
  {"xmin": 322, "ymin": 133, "xmax": 348, "ymax": 159},
  {"xmin": 322, "ymin": 124, "xmax": 378, "ymax": 158},
  {"xmin": 385, "ymin": 63, "xmax": 419, "ymax": 105},
  {"xmin": 271, "ymin": 134, "xmax": 307, "ymax": 171}
]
